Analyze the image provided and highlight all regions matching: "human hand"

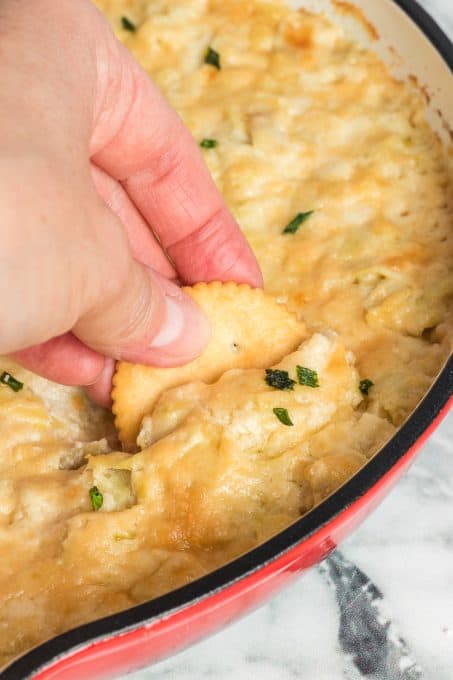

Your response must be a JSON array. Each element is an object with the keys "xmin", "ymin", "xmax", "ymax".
[{"xmin": 0, "ymin": 0, "xmax": 262, "ymax": 406}]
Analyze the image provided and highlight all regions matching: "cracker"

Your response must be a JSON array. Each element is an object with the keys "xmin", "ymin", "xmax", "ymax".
[{"xmin": 112, "ymin": 282, "xmax": 306, "ymax": 449}]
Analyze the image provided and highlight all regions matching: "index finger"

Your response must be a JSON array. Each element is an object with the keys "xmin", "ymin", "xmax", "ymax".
[{"xmin": 90, "ymin": 36, "xmax": 263, "ymax": 287}]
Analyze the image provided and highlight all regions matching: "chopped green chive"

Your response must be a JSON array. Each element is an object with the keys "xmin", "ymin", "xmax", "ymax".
[
  {"xmin": 204, "ymin": 46, "xmax": 221, "ymax": 70},
  {"xmin": 273, "ymin": 407, "xmax": 294, "ymax": 426},
  {"xmin": 296, "ymin": 366, "xmax": 319, "ymax": 388},
  {"xmin": 265, "ymin": 369, "xmax": 296, "ymax": 391},
  {"xmin": 0, "ymin": 371, "xmax": 23, "ymax": 392},
  {"xmin": 89, "ymin": 486, "xmax": 103, "ymax": 512},
  {"xmin": 121, "ymin": 16, "xmax": 136, "ymax": 32},
  {"xmin": 359, "ymin": 379, "xmax": 374, "ymax": 396},
  {"xmin": 200, "ymin": 138, "xmax": 218, "ymax": 149},
  {"xmin": 282, "ymin": 211, "xmax": 314, "ymax": 234}
]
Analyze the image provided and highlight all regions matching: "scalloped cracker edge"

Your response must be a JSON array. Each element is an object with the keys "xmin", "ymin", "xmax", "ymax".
[{"xmin": 112, "ymin": 282, "xmax": 306, "ymax": 449}]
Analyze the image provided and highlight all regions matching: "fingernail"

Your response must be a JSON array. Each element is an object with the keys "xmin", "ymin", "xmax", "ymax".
[
  {"xmin": 151, "ymin": 296, "xmax": 185, "ymax": 347},
  {"xmin": 84, "ymin": 358, "xmax": 116, "ymax": 408},
  {"xmin": 148, "ymin": 271, "xmax": 211, "ymax": 360}
]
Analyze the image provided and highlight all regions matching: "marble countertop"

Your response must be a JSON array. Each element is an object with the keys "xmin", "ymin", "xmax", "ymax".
[
  {"xmin": 125, "ymin": 413, "xmax": 453, "ymax": 680},
  {"xmin": 123, "ymin": 3, "xmax": 453, "ymax": 679}
]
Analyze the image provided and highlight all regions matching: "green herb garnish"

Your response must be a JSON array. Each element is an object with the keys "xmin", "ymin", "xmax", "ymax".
[
  {"xmin": 89, "ymin": 486, "xmax": 103, "ymax": 512},
  {"xmin": 200, "ymin": 138, "xmax": 218, "ymax": 149},
  {"xmin": 121, "ymin": 16, "xmax": 136, "ymax": 32},
  {"xmin": 273, "ymin": 407, "xmax": 294, "ymax": 426},
  {"xmin": 359, "ymin": 379, "xmax": 374, "ymax": 396},
  {"xmin": 265, "ymin": 369, "xmax": 296, "ymax": 391},
  {"xmin": 296, "ymin": 366, "xmax": 319, "ymax": 388},
  {"xmin": 282, "ymin": 211, "xmax": 314, "ymax": 234},
  {"xmin": 0, "ymin": 371, "xmax": 23, "ymax": 392},
  {"xmin": 204, "ymin": 46, "xmax": 221, "ymax": 70}
]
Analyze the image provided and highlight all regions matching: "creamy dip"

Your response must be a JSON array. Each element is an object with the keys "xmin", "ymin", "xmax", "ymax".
[{"xmin": 0, "ymin": 0, "xmax": 452, "ymax": 666}]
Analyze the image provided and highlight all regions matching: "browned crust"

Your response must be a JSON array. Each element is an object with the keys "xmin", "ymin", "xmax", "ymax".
[{"xmin": 333, "ymin": 0, "xmax": 379, "ymax": 40}]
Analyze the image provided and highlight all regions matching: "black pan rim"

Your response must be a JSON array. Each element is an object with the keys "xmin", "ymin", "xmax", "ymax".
[
  {"xmin": 2, "ymin": 0, "xmax": 452, "ymax": 677},
  {"xmin": 393, "ymin": 0, "xmax": 453, "ymax": 70},
  {"xmin": 8, "ymin": 358, "xmax": 451, "ymax": 680}
]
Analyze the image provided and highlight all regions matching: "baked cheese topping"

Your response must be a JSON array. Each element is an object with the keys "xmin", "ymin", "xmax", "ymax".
[{"xmin": 0, "ymin": 0, "xmax": 452, "ymax": 666}]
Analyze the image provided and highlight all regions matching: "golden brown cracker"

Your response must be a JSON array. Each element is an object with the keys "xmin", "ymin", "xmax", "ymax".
[{"xmin": 112, "ymin": 282, "xmax": 306, "ymax": 449}]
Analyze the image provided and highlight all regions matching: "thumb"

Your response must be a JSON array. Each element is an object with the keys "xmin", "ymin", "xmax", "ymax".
[
  {"xmin": 0, "ymin": 158, "xmax": 209, "ymax": 371},
  {"xmin": 73, "ymin": 235, "xmax": 210, "ymax": 366},
  {"xmin": 0, "ymin": 152, "xmax": 209, "ymax": 377}
]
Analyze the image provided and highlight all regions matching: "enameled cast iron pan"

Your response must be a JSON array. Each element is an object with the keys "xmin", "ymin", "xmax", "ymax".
[{"xmin": 1, "ymin": 1, "xmax": 452, "ymax": 678}]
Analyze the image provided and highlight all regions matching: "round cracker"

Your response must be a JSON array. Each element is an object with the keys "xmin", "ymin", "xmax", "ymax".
[{"xmin": 112, "ymin": 282, "xmax": 306, "ymax": 449}]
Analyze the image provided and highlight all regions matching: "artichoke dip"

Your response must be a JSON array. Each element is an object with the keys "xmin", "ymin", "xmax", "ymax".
[{"xmin": 0, "ymin": 0, "xmax": 452, "ymax": 666}]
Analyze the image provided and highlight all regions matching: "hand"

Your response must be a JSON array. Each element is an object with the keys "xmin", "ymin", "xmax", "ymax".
[{"xmin": 0, "ymin": 0, "xmax": 262, "ymax": 406}]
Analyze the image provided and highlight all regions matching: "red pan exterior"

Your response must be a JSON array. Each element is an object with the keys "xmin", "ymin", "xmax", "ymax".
[
  {"xmin": 1, "ymin": 1, "xmax": 452, "ymax": 678},
  {"xmin": 25, "ymin": 397, "xmax": 452, "ymax": 680}
]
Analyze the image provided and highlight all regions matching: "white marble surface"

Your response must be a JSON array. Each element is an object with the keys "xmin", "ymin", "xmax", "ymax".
[
  {"xmin": 123, "ymin": 412, "xmax": 453, "ymax": 680},
  {"xmin": 122, "ymin": 3, "xmax": 453, "ymax": 679}
]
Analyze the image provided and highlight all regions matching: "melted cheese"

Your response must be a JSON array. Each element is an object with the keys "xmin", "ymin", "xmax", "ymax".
[{"xmin": 1, "ymin": 0, "xmax": 452, "ymax": 667}]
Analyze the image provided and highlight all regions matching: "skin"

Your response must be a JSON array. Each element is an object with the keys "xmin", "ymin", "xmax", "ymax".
[{"xmin": 0, "ymin": 0, "xmax": 262, "ymax": 406}]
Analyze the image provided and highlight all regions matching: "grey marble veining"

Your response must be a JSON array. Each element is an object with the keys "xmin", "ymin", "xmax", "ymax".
[
  {"xmin": 422, "ymin": 0, "xmax": 453, "ymax": 35},
  {"xmin": 122, "ymin": 2, "xmax": 453, "ymax": 678},
  {"xmin": 123, "ymin": 415, "xmax": 453, "ymax": 680}
]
